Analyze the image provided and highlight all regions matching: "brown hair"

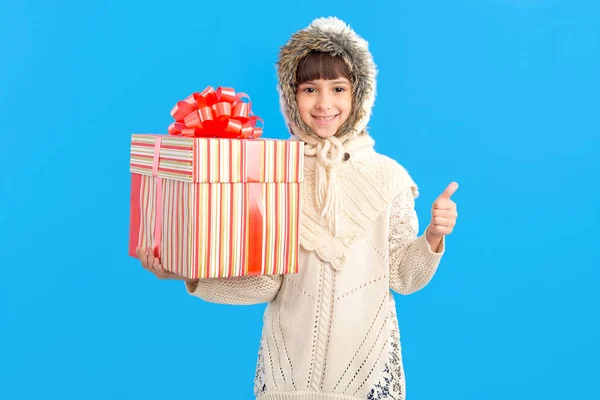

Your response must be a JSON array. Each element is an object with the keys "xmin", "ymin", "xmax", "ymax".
[{"xmin": 295, "ymin": 51, "xmax": 352, "ymax": 85}]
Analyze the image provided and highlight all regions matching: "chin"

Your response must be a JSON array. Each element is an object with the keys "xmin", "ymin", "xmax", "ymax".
[
  {"xmin": 315, "ymin": 133, "xmax": 336, "ymax": 139},
  {"xmin": 313, "ymin": 129, "xmax": 338, "ymax": 139}
]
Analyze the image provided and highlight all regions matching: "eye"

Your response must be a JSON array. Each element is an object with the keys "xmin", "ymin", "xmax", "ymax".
[
  {"xmin": 303, "ymin": 87, "xmax": 317, "ymax": 93},
  {"xmin": 334, "ymin": 87, "xmax": 347, "ymax": 92}
]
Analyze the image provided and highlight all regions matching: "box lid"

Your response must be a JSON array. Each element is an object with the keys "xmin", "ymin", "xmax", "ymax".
[{"xmin": 130, "ymin": 134, "xmax": 304, "ymax": 183}]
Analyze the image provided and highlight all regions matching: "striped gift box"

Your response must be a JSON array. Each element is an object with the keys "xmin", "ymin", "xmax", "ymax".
[{"xmin": 128, "ymin": 133, "xmax": 304, "ymax": 279}]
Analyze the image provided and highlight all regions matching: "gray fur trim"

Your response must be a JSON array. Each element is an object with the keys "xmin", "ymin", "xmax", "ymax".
[{"xmin": 276, "ymin": 17, "xmax": 378, "ymax": 144}]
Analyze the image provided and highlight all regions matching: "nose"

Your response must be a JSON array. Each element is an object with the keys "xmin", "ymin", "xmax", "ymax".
[{"xmin": 315, "ymin": 92, "xmax": 332, "ymax": 110}]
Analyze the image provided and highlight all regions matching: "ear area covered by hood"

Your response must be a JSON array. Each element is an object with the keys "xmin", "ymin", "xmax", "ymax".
[{"xmin": 276, "ymin": 17, "xmax": 378, "ymax": 145}]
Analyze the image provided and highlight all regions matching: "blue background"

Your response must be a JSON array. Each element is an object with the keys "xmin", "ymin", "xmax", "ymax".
[{"xmin": 1, "ymin": 0, "xmax": 598, "ymax": 399}]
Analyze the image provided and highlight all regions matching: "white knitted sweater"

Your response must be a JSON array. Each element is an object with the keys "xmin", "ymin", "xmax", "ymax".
[{"xmin": 185, "ymin": 144, "xmax": 445, "ymax": 400}]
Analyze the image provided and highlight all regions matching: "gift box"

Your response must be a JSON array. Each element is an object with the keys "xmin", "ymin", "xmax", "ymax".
[{"xmin": 128, "ymin": 87, "xmax": 304, "ymax": 279}]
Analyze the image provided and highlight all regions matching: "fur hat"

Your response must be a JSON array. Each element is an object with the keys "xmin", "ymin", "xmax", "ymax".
[{"xmin": 276, "ymin": 17, "xmax": 378, "ymax": 145}]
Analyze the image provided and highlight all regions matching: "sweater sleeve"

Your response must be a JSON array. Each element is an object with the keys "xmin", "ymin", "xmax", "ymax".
[
  {"xmin": 184, "ymin": 274, "xmax": 283, "ymax": 305},
  {"xmin": 389, "ymin": 188, "xmax": 445, "ymax": 295}
]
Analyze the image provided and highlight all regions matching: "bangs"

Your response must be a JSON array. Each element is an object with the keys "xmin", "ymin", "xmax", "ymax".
[{"xmin": 296, "ymin": 51, "xmax": 351, "ymax": 85}]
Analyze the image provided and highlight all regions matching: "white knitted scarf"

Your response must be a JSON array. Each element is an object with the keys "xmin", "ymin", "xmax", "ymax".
[
  {"xmin": 296, "ymin": 134, "xmax": 376, "ymax": 236},
  {"xmin": 293, "ymin": 134, "xmax": 416, "ymax": 270},
  {"xmin": 303, "ymin": 136, "xmax": 343, "ymax": 236}
]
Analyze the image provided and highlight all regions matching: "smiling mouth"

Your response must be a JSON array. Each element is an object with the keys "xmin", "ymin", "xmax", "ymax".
[{"xmin": 312, "ymin": 114, "xmax": 338, "ymax": 122}]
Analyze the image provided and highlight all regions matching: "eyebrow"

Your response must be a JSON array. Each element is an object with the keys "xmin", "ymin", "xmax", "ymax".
[{"xmin": 300, "ymin": 80, "xmax": 351, "ymax": 85}]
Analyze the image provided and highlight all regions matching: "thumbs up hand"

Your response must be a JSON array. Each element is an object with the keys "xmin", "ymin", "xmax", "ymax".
[{"xmin": 425, "ymin": 182, "xmax": 459, "ymax": 251}]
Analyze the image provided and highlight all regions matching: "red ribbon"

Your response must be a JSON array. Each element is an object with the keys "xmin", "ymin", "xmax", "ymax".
[
  {"xmin": 247, "ymin": 183, "xmax": 264, "ymax": 276},
  {"xmin": 168, "ymin": 86, "xmax": 264, "ymax": 139},
  {"xmin": 245, "ymin": 140, "xmax": 266, "ymax": 276}
]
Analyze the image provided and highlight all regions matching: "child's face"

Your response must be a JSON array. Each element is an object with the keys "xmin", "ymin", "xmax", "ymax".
[{"xmin": 295, "ymin": 78, "xmax": 352, "ymax": 139}]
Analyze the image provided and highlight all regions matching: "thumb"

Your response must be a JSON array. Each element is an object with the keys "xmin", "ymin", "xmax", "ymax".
[{"xmin": 438, "ymin": 181, "xmax": 459, "ymax": 200}]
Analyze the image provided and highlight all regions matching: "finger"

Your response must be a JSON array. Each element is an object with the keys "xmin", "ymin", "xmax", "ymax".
[
  {"xmin": 432, "ymin": 211, "xmax": 458, "ymax": 222},
  {"xmin": 431, "ymin": 216, "xmax": 453, "ymax": 226},
  {"xmin": 432, "ymin": 208, "xmax": 457, "ymax": 218},
  {"xmin": 433, "ymin": 197, "xmax": 456, "ymax": 210},
  {"xmin": 136, "ymin": 247, "xmax": 150, "ymax": 270},
  {"xmin": 153, "ymin": 257, "xmax": 167, "ymax": 277},
  {"xmin": 146, "ymin": 248, "xmax": 160, "ymax": 275},
  {"xmin": 437, "ymin": 182, "xmax": 459, "ymax": 200}
]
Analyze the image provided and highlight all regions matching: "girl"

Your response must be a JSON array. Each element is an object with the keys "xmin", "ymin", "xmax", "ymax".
[{"xmin": 137, "ymin": 17, "xmax": 458, "ymax": 400}]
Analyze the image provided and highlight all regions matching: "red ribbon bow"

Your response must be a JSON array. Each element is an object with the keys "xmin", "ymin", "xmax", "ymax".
[{"xmin": 167, "ymin": 86, "xmax": 263, "ymax": 139}]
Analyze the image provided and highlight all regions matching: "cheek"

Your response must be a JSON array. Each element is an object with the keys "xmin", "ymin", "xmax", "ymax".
[
  {"xmin": 340, "ymin": 97, "xmax": 352, "ymax": 119},
  {"xmin": 342, "ymin": 96, "xmax": 352, "ymax": 114},
  {"xmin": 294, "ymin": 95, "xmax": 302, "ymax": 111},
  {"xmin": 296, "ymin": 96, "xmax": 311, "ymax": 115}
]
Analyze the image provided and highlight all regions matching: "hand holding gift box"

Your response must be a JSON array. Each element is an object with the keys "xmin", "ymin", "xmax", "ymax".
[{"xmin": 129, "ymin": 87, "xmax": 304, "ymax": 280}]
